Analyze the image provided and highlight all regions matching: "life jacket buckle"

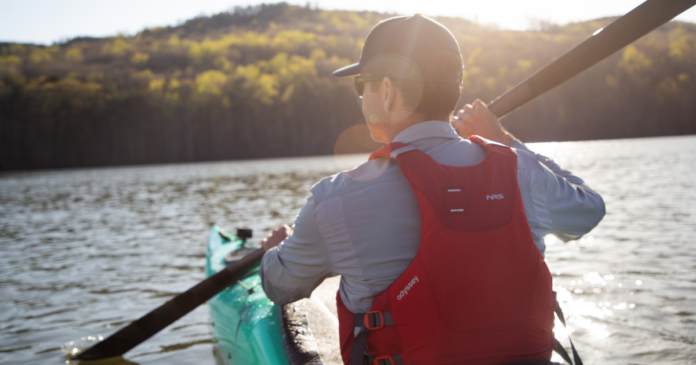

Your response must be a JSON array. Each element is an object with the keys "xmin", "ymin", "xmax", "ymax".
[
  {"xmin": 364, "ymin": 310, "xmax": 385, "ymax": 330},
  {"xmin": 373, "ymin": 355, "xmax": 395, "ymax": 365}
]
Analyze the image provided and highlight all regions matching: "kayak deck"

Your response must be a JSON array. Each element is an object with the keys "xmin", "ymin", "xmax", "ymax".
[
  {"xmin": 206, "ymin": 225, "xmax": 287, "ymax": 365},
  {"xmin": 206, "ymin": 225, "xmax": 341, "ymax": 365}
]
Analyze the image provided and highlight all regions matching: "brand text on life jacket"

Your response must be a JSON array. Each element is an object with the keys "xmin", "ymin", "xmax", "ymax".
[{"xmin": 397, "ymin": 276, "xmax": 419, "ymax": 300}]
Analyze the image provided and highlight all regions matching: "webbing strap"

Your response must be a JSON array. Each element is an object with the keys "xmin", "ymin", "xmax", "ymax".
[
  {"xmin": 553, "ymin": 338, "xmax": 574, "ymax": 365},
  {"xmin": 368, "ymin": 353, "xmax": 404, "ymax": 365},
  {"xmin": 354, "ymin": 311, "xmax": 394, "ymax": 330},
  {"xmin": 554, "ymin": 301, "xmax": 584, "ymax": 365},
  {"xmin": 351, "ymin": 311, "xmax": 397, "ymax": 365},
  {"xmin": 350, "ymin": 329, "xmax": 368, "ymax": 365}
]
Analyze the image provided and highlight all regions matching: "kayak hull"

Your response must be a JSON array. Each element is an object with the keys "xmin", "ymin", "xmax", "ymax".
[{"xmin": 206, "ymin": 225, "xmax": 289, "ymax": 365}]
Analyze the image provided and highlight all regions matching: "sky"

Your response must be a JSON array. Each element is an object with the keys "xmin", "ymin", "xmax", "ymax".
[{"xmin": 2, "ymin": 0, "xmax": 696, "ymax": 45}]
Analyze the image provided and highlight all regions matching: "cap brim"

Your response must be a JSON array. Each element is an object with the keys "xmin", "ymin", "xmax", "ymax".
[{"xmin": 332, "ymin": 63, "xmax": 361, "ymax": 77}]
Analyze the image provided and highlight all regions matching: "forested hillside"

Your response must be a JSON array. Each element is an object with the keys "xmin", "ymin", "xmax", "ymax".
[{"xmin": 1, "ymin": 3, "xmax": 695, "ymax": 170}]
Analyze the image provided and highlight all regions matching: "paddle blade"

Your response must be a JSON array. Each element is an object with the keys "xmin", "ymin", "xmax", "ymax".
[
  {"xmin": 73, "ymin": 248, "xmax": 265, "ymax": 361},
  {"xmin": 489, "ymin": 0, "xmax": 696, "ymax": 119}
]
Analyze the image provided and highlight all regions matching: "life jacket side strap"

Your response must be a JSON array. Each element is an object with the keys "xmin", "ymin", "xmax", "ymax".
[
  {"xmin": 354, "ymin": 311, "xmax": 394, "ymax": 330},
  {"xmin": 350, "ymin": 330, "xmax": 369, "ymax": 365},
  {"xmin": 553, "ymin": 296, "xmax": 584, "ymax": 365},
  {"xmin": 552, "ymin": 338, "xmax": 574, "ymax": 365},
  {"xmin": 370, "ymin": 354, "xmax": 403, "ymax": 365},
  {"xmin": 350, "ymin": 311, "xmax": 400, "ymax": 365},
  {"xmin": 350, "ymin": 330, "xmax": 405, "ymax": 365}
]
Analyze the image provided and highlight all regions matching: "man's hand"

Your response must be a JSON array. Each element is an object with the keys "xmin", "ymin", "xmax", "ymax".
[
  {"xmin": 261, "ymin": 224, "xmax": 293, "ymax": 251},
  {"xmin": 451, "ymin": 99, "xmax": 515, "ymax": 146}
]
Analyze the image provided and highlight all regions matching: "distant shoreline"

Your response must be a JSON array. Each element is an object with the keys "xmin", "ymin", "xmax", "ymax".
[{"xmin": 2, "ymin": 3, "xmax": 695, "ymax": 171}]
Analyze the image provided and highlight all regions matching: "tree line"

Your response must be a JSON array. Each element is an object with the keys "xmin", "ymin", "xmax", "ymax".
[{"xmin": 1, "ymin": 3, "xmax": 694, "ymax": 171}]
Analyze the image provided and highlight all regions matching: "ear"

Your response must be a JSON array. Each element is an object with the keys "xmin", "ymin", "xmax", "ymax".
[{"xmin": 382, "ymin": 77, "xmax": 396, "ymax": 112}]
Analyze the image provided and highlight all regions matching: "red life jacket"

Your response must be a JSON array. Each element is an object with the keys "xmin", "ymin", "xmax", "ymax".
[{"xmin": 336, "ymin": 136, "xmax": 555, "ymax": 365}]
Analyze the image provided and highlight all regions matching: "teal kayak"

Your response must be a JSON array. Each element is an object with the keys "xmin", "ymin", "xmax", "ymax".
[
  {"xmin": 206, "ymin": 225, "xmax": 341, "ymax": 365},
  {"xmin": 206, "ymin": 225, "xmax": 289, "ymax": 365}
]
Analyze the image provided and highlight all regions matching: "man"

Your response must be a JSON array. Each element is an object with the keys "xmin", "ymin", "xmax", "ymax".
[{"xmin": 260, "ymin": 14, "xmax": 605, "ymax": 365}]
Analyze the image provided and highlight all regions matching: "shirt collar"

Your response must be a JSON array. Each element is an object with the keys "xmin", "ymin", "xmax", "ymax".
[{"xmin": 392, "ymin": 120, "xmax": 461, "ymax": 144}]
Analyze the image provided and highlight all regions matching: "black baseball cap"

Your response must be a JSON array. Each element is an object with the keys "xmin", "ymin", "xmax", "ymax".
[{"xmin": 333, "ymin": 14, "xmax": 462, "ymax": 81}]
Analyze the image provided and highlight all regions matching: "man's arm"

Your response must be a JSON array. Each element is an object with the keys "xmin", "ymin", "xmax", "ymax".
[
  {"xmin": 452, "ymin": 99, "xmax": 605, "ymax": 242},
  {"xmin": 512, "ymin": 140, "xmax": 605, "ymax": 242},
  {"xmin": 259, "ymin": 195, "xmax": 334, "ymax": 305}
]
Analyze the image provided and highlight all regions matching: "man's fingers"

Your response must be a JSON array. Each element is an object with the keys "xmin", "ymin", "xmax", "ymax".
[
  {"xmin": 464, "ymin": 104, "xmax": 485, "ymax": 117},
  {"xmin": 457, "ymin": 100, "xmax": 490, "ymax": 120},
  {"xmin": 279, "ymin": 224, "xmax": 291, "ymax": 235},
  {"xmin": 458, "ymin": 106, "xmax": 475, "ymax": 117},
  {"xmin": 472, "ymin": 99, "xmax": 487, "ymax": 109},
  {"xmin": 455, "ymin": 112, "xmax": 472, "ymax": 126},
  {"xmin": 454, "ymin": 110, "xmax": 465, "ymax": 124},
  {"xmin": 453, "ymin": 114, "xmax": 477, "ymax": 135},
  {"xmin": 268, "ymin": 225, "xmax": 292, "ymax": 242}
]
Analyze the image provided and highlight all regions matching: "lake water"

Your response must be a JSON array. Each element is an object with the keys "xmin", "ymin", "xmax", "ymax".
[{"xmin": 0, "ymin": 135, "xmax": 695, "ymax": 365}]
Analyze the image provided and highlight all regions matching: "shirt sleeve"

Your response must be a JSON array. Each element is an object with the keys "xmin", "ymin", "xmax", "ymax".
[
  {"xmin": 510, "ymin": 139, "xmax": 606, "ymax": 242},
  {"xmin": 259, "ymin": 194, "xmax": 334, "ymax": 305}
]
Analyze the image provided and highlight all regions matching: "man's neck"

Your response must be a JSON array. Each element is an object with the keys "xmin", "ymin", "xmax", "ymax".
[{"xmin": 387, "ymin": 113, "xmax": 451, "ymax": 142}]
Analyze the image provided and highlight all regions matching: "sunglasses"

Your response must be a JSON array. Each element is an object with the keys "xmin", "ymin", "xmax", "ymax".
[
  {"xmin": 354, "ymin": 76, "xmax": 461, "ymax": 97},
  {"xmin": 354, "ymin": 76, "xmax": 385, "ymax": 97}
]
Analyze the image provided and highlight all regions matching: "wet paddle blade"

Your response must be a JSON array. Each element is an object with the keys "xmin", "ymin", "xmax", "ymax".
[
  {"xmin": 73, "ymin": 248, "xmax": 265, "ymax": 361},
  {"xmin": 489, "ymin": 0, "xmax": 696, "ymax": 119}
]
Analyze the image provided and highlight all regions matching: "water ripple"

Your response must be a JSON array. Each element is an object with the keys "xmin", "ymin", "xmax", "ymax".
[{"xmin": 1, "ymin": 138, "xmax": 696, "ymax": 364}]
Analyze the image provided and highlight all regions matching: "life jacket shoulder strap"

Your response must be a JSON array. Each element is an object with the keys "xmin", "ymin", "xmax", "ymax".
[
  {"xmin": 468, "ymin": 135, "xmax": 520, "ymax": 158},
  {"xmin": 368, "ymin": 142, "xmax": 412, "ymax": 161},
  {"xmin": 468, "ymin": 134, "xmax": 505, "ymax": 148}
]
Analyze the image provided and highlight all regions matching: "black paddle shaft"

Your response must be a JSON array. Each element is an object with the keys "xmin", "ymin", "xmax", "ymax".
[
  {"xmin": 488, "ymin": 0, "xmax": 696, "ymax": 119},
  {"xmin": 74, "ymin": 248, "xmax": 265, "ymax": 361}
]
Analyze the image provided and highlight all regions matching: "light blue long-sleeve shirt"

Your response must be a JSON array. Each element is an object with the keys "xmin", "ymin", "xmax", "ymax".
[{"xmin": 260, "ymin": 121, "xmax": 605, "ymax": 313}]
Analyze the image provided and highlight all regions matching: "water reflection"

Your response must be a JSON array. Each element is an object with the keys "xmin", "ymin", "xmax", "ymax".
[
  {"xmin": 1, "ymin": 136, "xmax": 696, "ymax": 364},
  {"xmin": 541, "ymin": 136, "xmax": 696, "ymax": 364},
  {"xmin": 62, "ymin": 335, "xmax": 104, "ymax": 358}
]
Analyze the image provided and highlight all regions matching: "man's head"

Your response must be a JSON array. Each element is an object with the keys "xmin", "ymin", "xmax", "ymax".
[{"xmin": 333, "ymin": 14, "xmax": 464, "ymax": 142}]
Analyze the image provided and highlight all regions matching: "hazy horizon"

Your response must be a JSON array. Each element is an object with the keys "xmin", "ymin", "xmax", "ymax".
[{"xmin": 2, "ymin": 0, "xmax": 696, "ymax": 45}]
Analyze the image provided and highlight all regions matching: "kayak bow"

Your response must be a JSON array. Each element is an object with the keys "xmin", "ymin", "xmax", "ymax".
[{"xmin": 207, "ymin": 225, "xmax": 338, "ymax": 365}]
